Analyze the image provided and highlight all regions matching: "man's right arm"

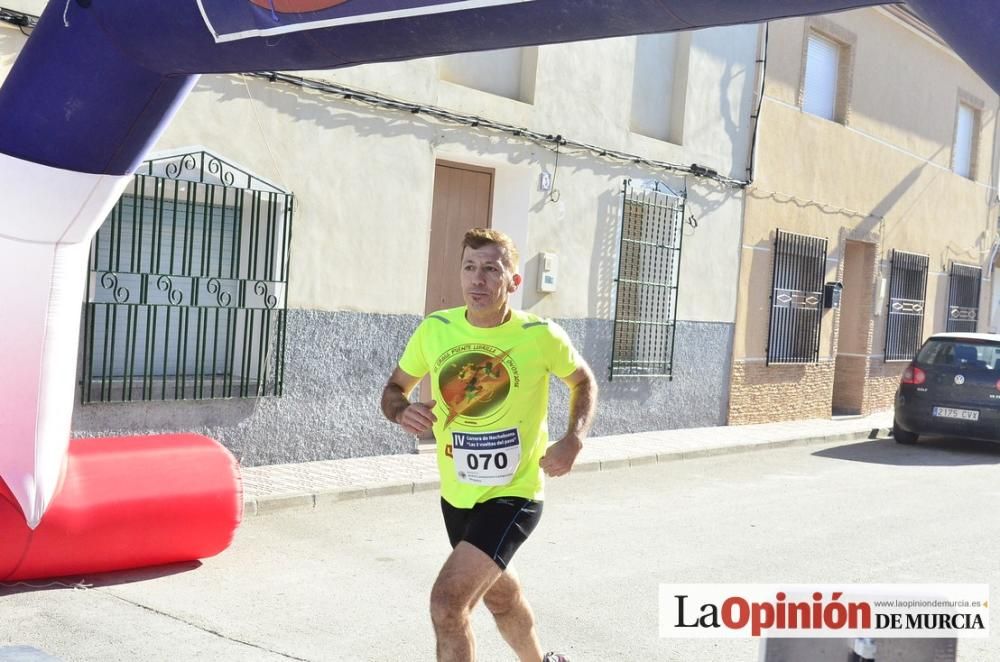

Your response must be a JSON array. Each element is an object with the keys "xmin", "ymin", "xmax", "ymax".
[{"xmin": 381, "ymin": 367, "xmax": 437, "ymax": 435}]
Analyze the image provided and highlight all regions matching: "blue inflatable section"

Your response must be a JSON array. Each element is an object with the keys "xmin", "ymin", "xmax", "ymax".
[{"xmin": 2, "ymin": 0, "xmax": 996, "ymax": 175}]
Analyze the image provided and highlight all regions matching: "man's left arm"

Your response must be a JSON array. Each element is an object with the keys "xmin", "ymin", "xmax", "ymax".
[{"xmin": 539, "ymin": 362, "xmax": 598, "ymax": 477}]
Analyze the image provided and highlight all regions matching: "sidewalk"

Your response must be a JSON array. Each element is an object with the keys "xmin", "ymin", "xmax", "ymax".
[{"xmin": 241, "ymin": 410, "xmax": 893, "ymax": 516}]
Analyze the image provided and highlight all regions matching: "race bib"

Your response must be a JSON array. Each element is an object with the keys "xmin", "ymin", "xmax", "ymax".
[{"xmin": 451, "ymin": 428, "xmax": 521, "ymax": 486}]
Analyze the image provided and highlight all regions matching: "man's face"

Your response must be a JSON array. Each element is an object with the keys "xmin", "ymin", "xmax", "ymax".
[{"xmin": 460, "ymin": 243, "xmax": 521, "ymax": 315}]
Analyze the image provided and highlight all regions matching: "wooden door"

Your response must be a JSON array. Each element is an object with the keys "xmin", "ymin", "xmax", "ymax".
[
  {"xmin": 424, "ymin": 161, "xmax": 494, "ymax": 314},
  {"xmin": 416, "ymin": 162, "xmax": 493, "ymax": 438}
]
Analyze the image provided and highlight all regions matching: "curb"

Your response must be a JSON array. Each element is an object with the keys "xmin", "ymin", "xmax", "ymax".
[{"xmin": 242, "ymin": 426, "xmax": 891, "ymax": 518}]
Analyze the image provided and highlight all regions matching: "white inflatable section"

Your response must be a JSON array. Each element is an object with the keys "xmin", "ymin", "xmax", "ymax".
[{"xmin": 0, "ymin": 152, "xmax": 131, "ymax": 529}]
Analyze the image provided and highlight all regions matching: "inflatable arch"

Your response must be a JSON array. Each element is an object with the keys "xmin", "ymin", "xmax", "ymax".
[{"xmin": 0, "ymin": 0, "xmax": 996, "ymax": 574}]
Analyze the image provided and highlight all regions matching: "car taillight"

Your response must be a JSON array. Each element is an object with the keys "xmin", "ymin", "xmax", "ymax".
[{"xmin": 901, "ymin": 365, "xmax": 926, "ymax": 385}]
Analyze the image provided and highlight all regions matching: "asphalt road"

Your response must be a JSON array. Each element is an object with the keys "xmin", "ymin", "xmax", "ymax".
[{"xmin": 2, "ymin": 435, "xmax": 999, "ymax": 662}]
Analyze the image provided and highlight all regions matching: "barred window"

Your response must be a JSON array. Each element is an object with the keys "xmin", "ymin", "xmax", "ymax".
[
  {"xmin": 766, "ymin": 230, "xmax": 827, "ymax": 364},
  {"xmin": 81, "ymin": 151, "xmax": 293, "ymax": 403},
  {"xmin": 610, "ymin": 180, "xmax": 683, "ymax": 380},
  {"xmin": 946, "ymin": 262, "xmax": 982, "ymax": 333},
  {"xmin": 884, "ymin": 250, "xmax": 928, "ymax": 362}
]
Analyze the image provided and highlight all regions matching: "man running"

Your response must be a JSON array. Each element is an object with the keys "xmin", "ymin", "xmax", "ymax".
[{"xmin": 381, "ymin": 228, "xmax": 597, "ymax": 662}]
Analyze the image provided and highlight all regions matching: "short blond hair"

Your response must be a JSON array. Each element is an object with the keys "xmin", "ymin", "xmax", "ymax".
[{"xmin": 461, "ymin": 228, "xmax": 520, "ymax": 272}]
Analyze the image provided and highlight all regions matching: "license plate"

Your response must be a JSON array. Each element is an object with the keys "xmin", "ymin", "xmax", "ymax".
[{"xmin": 932, "ymin": 406, "xmax": 979, "ymax": 421}]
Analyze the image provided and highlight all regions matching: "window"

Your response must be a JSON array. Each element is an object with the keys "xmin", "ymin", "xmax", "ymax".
[
  {"xmin": 610, "ymin": 180, "xmax": 684, "ymax": 380},
  {"xmin": 918, "ymin": 340, "xmax": 1000, "ymax": 371},
  {"xmin": 953, "ymin": 102, "xmax": 978, "ymax": 179},
  {"xmin": 802, "ymin": 32, "xmax": 841, "ymax": 121},
  {"xmin": 81, "ymin": 151, "xmax": 293, "ymax": 403},
  {"xmin": 438, "ymin": 47, "xmax": 537, "ymax": 103},
  {"xmin": 766, "ymin": 230, "xmax": 827, "ymax": 364},
  {"xmin": 630, "ymin": 33, "xmax": 679, "ymax": 142},
  {"xmin": 946, "ymin": 262, "xmax": 982, "ymax": 332},
  {"xmin": 884, "ymin": 250, "xmax": 929, "ymax": 362}
]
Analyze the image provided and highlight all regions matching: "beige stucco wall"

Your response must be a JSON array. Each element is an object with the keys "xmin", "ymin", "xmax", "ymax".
[
  {"xmin": 738, "ymin": 7, "xmax": 998, "ymax": 361},
  {"xmin": 730, "ymin": 6, "xmax": 1000, "ymax": 421}
]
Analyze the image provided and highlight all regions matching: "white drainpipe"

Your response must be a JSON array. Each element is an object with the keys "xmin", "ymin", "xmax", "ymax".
[{"xmin": 986, "ymin": 236, "xmax": 1000, "ymax": 333}]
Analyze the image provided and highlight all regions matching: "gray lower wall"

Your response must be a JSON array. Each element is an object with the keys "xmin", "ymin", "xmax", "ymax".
[
  {"xmin": 72, "ymin": 310, "xmax": 733, "ymax": 466},
  {"xmin": 554, "ymin": 317, "xmax": 733, "ymax": 437}
]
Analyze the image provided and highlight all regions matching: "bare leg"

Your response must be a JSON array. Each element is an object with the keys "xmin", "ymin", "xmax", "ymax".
[
  {"xmin": 430, "ymin": 542, "xmax": 503, "ymax": 662},
  {"xmin": 482, "ymin": 566, "xmax": 544, "ymax": 662}
]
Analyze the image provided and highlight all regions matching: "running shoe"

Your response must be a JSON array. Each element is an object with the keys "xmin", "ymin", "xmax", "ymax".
[{"xmin": 542, "ymin": 653, "xmax": 570, "ymax": 662}]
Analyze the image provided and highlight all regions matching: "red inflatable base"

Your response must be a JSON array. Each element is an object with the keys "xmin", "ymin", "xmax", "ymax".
[{"xmin": 0, "ymin": 434, "xmax": 243, "ymax": 582}]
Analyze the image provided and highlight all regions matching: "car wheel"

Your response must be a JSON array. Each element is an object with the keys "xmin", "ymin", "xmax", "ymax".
[{"xmin": 893, "ymin": 422, "xmax": 918, "ymax": 445}]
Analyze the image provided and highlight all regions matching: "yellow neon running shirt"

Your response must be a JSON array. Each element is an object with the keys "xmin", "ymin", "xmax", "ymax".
[{"xmin": 398, "ymin": 307, "xmax": 581, "ymax": 508}]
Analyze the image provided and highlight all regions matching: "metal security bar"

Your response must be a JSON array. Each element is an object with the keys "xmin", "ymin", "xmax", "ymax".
[
  {"xmin": 81, "ymin": 151, "xmax": 294, "ymax": 403},
  {"xmin": 946, "ymin": 262, "xmax": 981, "ymax": 333},
  {"xmin": 610, "ymin": 180, "xmax": 684, "ymax": 380},
  {"xmin": 884, "ymin": 249, "xmax": 929, "ymax": 362},
  {"xmin": 766, "ymin": 230, "xmax": 827, "ymax": 364}
]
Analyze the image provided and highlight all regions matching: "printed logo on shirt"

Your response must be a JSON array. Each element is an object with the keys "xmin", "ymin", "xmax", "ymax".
[{"xmin": 435, "ymin": 344, "xmax": 520, "ymax": 429}]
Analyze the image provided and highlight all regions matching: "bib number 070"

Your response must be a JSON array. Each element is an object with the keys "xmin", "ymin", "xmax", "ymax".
[
  {"xmin": 451, "ymin": 428, "xmax": 520, "ymax": 486},
  {"xmin": 466, "ymin": 452, "xmax": 508, "ymax": 471}
]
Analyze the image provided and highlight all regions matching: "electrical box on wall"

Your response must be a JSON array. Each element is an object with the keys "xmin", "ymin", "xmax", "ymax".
[
  {"xmin": 539, "ymin": 172, "xmax": 552, "ymax": 191},
  {"xmin": 537, "ymin": 252, "xmax": 558, "ymax": 293},
  {"xmin": 823, "ymin": 282, "xmax": 843, "ymax": 309}
]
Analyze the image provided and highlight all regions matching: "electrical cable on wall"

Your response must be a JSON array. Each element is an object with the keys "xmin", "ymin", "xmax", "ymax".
[
  {"xmin": 243, "ymin": 72, "xmax": 747, "ymax": 189},
  {"xmin": 548, "ymin": 136, "xmax": 563, "ymax": 203},
  {"xmin": 749, "ymin": 187, "xmax": 884, "ymax": 221},
  {"xmin": 0, "ymin": 6, "xmax": 35, "ymax": 34}
]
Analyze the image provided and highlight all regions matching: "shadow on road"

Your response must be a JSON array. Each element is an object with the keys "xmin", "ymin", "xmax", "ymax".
[
  {"xmin": 0, "ymin": 560, "xmax": 202, "ymax": 596},
  {"xmin": 813, "ymin": 437, "xmax": 1000, "ymax": 466}
]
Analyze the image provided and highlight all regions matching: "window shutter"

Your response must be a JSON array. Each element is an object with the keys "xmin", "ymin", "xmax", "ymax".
[
  {"xmin": 953, "ymin": 104, "xmax": 975, "ymax": 178},
  {"xmin": 803, "ymin": 34, "xmax": 839, "ymax": 121}
]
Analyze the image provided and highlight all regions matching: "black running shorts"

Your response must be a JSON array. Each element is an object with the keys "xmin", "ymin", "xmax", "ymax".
[{"xmin": 440, "ymin": 496, "xmax": 543, "ymax": 569}]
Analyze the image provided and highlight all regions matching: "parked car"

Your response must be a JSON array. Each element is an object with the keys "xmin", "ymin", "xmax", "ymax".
[{"xmin": 893, "ymin": 332, "xmax": 1000, "ymax": 444}]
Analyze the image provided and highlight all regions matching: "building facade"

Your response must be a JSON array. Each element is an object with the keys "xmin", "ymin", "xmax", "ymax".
[
  {"xmin": 729, "ymin": 7, "xmax": 1000, "ymax": 424},
  {"xmin": 2, "ymin": 2, "xmax": 761, "ymax": 465}
]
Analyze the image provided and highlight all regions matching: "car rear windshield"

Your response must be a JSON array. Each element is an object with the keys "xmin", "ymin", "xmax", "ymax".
[{"xmin": 916, "ymin": 339, "xmax": 1000, "ymax": 371}]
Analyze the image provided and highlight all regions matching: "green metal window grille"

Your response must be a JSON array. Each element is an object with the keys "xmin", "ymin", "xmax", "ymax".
[
  {"xmin": 946, "ymin": 262, "xmax": 981, "ymax": 333},
  {"xmin": 766, "ymin": 230, "xmax": 827, "ymax": 365},
  {"xmin": 610, "ymin": 180, "xmax": 684, "ymax": 380},
  {"xmin": 81, "ymin": 151, "xmax": 294, "ymax": 403},
  {"xmin": 884, "ymin": 249, "xmax": 929, "ymax": 362}
]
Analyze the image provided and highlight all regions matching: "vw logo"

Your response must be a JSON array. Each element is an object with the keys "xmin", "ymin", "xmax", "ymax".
[{"xmin": 955, "ymin": 374, "xmax": 966, "ymax": 385}]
